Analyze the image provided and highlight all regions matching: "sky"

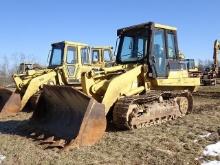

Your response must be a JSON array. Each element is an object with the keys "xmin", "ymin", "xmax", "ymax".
[{"xmin": 0, "ymin": 0, "xmax": 220, "ymax": 65}]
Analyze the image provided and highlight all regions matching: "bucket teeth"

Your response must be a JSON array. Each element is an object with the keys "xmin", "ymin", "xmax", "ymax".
[
  {"xmin": 29, "ymin": 131, "xmax": 42, "ymax": 139},
  {"xmin": 47, "ymin": 139, "xmax": 66, "ymax": 149},
  {"xmin": 36, "ymin": 134, "xmax": 45, "ymax": 140},
  {"xmin": 30, "ymin": 132, "xmax": 37, "ymax": 137},
  {"xmin": 40, "ymin": 136, "xmax": 55, "ymax": 144}
]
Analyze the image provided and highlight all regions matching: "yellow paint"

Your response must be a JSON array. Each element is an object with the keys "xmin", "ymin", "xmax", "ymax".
[{"xmin": 154, "ymin": 23, "xmax": 177, "ymax": 31}]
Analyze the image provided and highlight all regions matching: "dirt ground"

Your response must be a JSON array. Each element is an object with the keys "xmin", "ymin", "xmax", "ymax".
[{"xmin": 1, "ymin": 86, "xmax": 220, "ymax": 165}]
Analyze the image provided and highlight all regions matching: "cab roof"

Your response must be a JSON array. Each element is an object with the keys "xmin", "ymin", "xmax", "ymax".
[
  {"xmin": 52, "ymin": 41, "xmax": 89, "ymax": 46},
  {"xmin": 117, "ymin": 22, "xmax": 177, "ymax": 36},
  {"xmin": 92, "ymin": 46, "xmax": 113, "ymax": 49}
]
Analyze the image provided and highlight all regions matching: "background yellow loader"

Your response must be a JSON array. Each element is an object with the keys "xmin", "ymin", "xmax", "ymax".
[
  {"xmin": 0, "ymin": 41, "xmax": 114, "ymax": 116},
  {"xmin": 28, "ymin": 22, "xmax": 200, "ymax": 150},
  {"xmin": 17, "ymin": 63, "xmax": 44, "ymax": 74}
]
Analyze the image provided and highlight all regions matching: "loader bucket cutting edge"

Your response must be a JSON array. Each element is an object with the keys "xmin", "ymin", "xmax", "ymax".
[
  {"xmin": 0, "ymin": 87, "xmax": 21, "ymax": 117},
  {"xmin": 30, "ymin": 85, "xmax": 106, "ymax": 148}
]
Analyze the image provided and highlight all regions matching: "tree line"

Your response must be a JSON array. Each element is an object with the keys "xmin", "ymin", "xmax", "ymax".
[
  {"xmin": 0, "ymin": 53, "xmax": 39, "ymax": 86},
  {"xmin": 197, "ymin": 59, "xmax": 217, "ymax": 71}
]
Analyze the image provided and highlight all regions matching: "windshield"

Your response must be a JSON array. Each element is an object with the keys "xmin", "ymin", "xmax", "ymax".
[
  {"xmin": 104, "ymin": 50, "xmax": 112, "ymax": 62},
  {"xmin": 117, "ymin": 29, "xmax": 148, "ymax": 63},
  {"xmin": 91, "ymin": 50, "xmax": 99, "ymax": 63},
  {"xmin": 66, "ymin": 47, "xmax": 77, "ymax": 64},
  {"xmin": 81, "ymin": 47, "xmax": 90, "ymax": 64},
  {"xmin": 49, "ymin": 46, "xmax": 63, "ymax": 66}
]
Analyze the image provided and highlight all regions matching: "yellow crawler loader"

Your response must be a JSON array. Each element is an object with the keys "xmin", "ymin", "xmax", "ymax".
[
  {"xmin": 17, "ymin": 63, "xmax": 44, "ymax": 74},
  {"xmin": 28, "ymin": 22, "xmax": 200, "ymax": 150},
  {"xmin": 0, "ymin": 41, "xmax": 114, "ymax": 117}
]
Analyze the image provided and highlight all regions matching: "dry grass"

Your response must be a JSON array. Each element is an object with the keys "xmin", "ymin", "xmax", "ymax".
[{"xmin": 1, "ymin": 86, "xmax": 220, "ymax": 164}]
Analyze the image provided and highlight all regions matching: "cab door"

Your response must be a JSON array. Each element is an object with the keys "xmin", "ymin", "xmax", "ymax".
[
  {"xmin": 152, "ymin": 29, "xmax": 167, "ymax": 77},
  {"xmin": 64, "ymin": 46, "xmax": 78, "ymax": 83},
  {"xmin": 79, "ymin": 46, "xmax": 91, "ymax": 76},
  {"xmin": 166, "ymin": 31, "xmax": 180, "ymax": 73}
]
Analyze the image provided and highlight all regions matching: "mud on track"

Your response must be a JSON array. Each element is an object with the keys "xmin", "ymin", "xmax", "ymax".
[{"xmin": 1, "ymin": 86, "xmax": 220, "ymax": 164}]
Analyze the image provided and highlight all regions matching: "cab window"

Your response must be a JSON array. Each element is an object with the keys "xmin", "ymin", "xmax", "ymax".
[
  {"xmin": 167, "ymin": 33, "xmax": 176, "ymax": 58},
  {"xmin": 153, "ymin": 30, "xmax": 167, "ymax": 77},
  {"xmin": 81, "ymin": 48, "xmax": 90, "ymax": 64},
  {"xmin": 50, "ymin": 47, "xmax": 63, "ymax": 66},
  {"xmin": 92, "ymin": 50, "xmax": 99, "ymax": 63},
  {"xmin": 119, "ymin": 36, "xmax": 146, "ymax": 62},
  {"xmin": 67, "ymin": 47, "xmax": 77, "ymax": 64},
  {"xmin": 104, "ymin": 50, "xmax": 111, "ymax": 62}
]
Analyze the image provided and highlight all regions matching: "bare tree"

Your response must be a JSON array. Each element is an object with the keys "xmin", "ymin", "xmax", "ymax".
[
  {"xmin": 198, "ymin": 59, "xmax": 205, "ymax": 71},
  {"xmin": 0, "ymin": 55, "xmax": 12, "ymax": 86}
]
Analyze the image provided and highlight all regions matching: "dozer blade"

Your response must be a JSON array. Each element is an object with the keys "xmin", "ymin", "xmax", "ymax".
[
  {"xmin": 0, "ymin": 87, "xmax": 21, "ymax": 117},
  {"xmin": 29, "ymin": 85, "xmax": 106, "ymax": 150}
]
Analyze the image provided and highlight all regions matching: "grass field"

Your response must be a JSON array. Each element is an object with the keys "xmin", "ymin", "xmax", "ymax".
[{"xmin": 1, "ymin": 86, "xmax": 220, "ymax": 164}]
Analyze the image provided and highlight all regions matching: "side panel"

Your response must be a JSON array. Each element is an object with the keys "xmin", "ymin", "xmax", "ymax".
[{"xmin": 151, "ymin": 70, "xmax": 200, "ymax": 91}]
